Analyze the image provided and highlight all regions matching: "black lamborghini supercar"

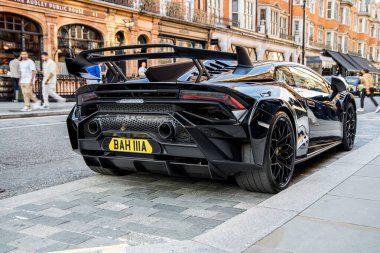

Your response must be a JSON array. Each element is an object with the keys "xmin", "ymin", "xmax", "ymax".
[{"xmin": 66, "ymin": 44, "xmax": 356, "ymax": 193}]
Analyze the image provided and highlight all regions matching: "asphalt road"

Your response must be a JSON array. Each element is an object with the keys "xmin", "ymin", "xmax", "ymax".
[
  {"xmin": 0, "ymin": 115, "xmax": 94, "ymax": 199},
  {"xmin": 0, "ymin": 97, "xmax": 378, "ymax": 200}
]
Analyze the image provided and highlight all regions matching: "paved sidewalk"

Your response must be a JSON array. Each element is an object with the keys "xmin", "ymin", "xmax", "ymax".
[
  {"xmin": 0, "ymin": 102, "xmax": 74, "ymax": 119},
  {"xmin": 246, "ymin": 139, "xmax": 380, "ymax": 253}
]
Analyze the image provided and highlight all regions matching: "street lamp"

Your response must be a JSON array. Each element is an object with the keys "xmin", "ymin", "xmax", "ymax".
[{"xmin": 302, "ymin": 0, "xmax": 306, "ymax": 65}]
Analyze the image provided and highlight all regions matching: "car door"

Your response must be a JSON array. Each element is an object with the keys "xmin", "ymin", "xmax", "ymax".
[{"xmin": 288, "ymin": 66, "xmax": 342, "ymax": 145}]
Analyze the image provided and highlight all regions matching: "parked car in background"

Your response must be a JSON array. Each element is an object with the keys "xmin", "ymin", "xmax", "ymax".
[{"xmin": 344, "ymin": 76, "xmax": 362, "ymax": 96}]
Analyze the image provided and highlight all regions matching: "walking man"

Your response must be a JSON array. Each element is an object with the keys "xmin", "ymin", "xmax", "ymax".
[
  {"xmin": 9, "ymin": 53, "xmax": 21, "ymax": 102},
  {"xmin": 41, "ymin": 52, "xmax": 65, "ymax": 109},
  {"xmin": 19, "ymin": 51, "xmax": 40, "ymax": 111},
  {"xmin": 357, "ymin": 69, "xmax": 380, "ymax": 113}
]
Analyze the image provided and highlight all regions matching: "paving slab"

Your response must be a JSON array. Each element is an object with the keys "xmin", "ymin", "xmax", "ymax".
[
  {"xmin": 256, "ymin": 216, "xmax": 380, "ymax": 253},
  {"xmin": 329, "ymin": 175, "xmax": 380, "ymax": 201},
  {"xmin": 354, "ymin": 163, "xmax": 380, "ymax": 178},
  {"xmin": 301, "ymin": 194, "xmax": 380, "ymax": 229},
  {"xmin": 194, "ymin": 206, "xmax": 297, "ymax": 253}
]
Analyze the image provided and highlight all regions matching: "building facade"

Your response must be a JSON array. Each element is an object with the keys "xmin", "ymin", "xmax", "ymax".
[{"xmin": 1, "ymin": 0, "xmax": 380, "ymax": 100}]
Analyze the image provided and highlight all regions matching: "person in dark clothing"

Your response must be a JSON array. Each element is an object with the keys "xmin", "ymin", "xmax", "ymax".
[{"xmin": 358, "ymin": 69, "xmax": 380, "ymax": 113}]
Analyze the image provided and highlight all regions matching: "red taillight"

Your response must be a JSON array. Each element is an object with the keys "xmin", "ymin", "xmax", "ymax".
[{"xmin": 179, "ymin": 91, "xmax": 245, "ymax": 110}]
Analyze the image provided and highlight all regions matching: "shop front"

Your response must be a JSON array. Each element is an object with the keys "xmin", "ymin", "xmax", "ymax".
[
  {"xmin": 0, "ymin": 0, "xmax": 109, "ymax": 101},
  {"xmin": 0, "ymin": 12, "xmax": 43, "ymax": 100},
  {"xmin": 306, "ymin": 55, "xmax": 337, "ymax": 76}
]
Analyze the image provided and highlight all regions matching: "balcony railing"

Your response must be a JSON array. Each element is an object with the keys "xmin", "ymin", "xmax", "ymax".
[{"xmin": 102, "ymin": 0, "xmax": 230, "ymax": 26}]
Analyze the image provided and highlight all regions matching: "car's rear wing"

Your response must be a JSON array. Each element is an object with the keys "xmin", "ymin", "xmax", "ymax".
[{"xmin": 65, "ymin": 44, "xmax": 253, "ymax": 82}]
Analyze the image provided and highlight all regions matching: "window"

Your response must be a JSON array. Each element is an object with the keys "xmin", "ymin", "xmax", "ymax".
[
  {"xmin": 242, "ymin": 0, "xmax": 255, "ymax": 30},
  {"xmin": 232, "ymin": 0, "xmax": 239, "ymax": 26},
  {"xmin": 289, "ymin": 67, "xmax": 330, "ymax": 94},
  {"xmin": 275, "ymin": 67, "xmax": 294, "ymax": 86},
  {"xmin": 371, "ymin": 25, "xmax": 375, "ymax": 37},
  {"xmin": 264, "ymin": 51, "xmax": 284, "ymax": 61},
  {"xmin": 270, "ymin": 10, "xmax": 279, "ymax": 36},
  {"xmin": 294, "ymin": 20, "xmax": 300, "ymax": 36},
  {"xmin": 207, "ymin": 0, "xmax": 222, "ymax": 24},
  {"xmin": 308, "ymin": 24, "xmax": 314, "ymax": 46},
  {"xmin": 327, "ymin": 1, "xmax": 333, "ymax": 19},
  {"xmin": 0, "ymin": 13, "xmax": 42, "ymax": 61},
  {"xmin": 259, "ymin": 9, "xmax": 267, "ymax": 33},
  {"xmin": 370, "ymin": 47, "xmax": 374, "ymax": 60},
  {"xmin": 280, "ymin": 16, "xmax": 288, "ymax": 38},
  {"xmin": 358, "ymin": 18, "xmax": 369, "ymax": 33},
  {"xmin": 318, "ymin": 29, "xmax": 323, "ymax": 45},
  {"xmin": 344, "ymin": 37, "xmax": 349, "ymax": 53},
  {"xmin": 338, "ymin": 35, "xmax": 342, "ymax": 52},
  {"xmin": 334, "ymin": 2, "xmax": 339, "ymax": 20},
  {"xmin": 318, "ymin": 0, "xmax": 324, "ymax": 17},
  {"xmin": 58, "ymin": 24, "xmax": 103, "ymax": 51},
  {"xmin": 333, "ymin": 32, "xmax": 338, "ymax": 50},
  {"xmin": 326, "ymin": 31, "xmax": 332, "ymax": 49},
  {"xmin": 310, "ymin": 1, "xmax": 315, "ymax": 13},
  {"xmin": 358, "ymin": 42, "xmax": 365, "ymax": 57}
]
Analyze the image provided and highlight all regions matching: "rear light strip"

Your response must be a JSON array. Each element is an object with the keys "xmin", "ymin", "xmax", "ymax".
[{"xmin": 179, "ymin": 91, "xmax": 246, "ymax": 110}]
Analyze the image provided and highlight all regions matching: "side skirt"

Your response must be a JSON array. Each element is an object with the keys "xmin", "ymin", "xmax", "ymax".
[{"xmin": 295, "ymin": 140, "xmax": 342, "ymax": 164}]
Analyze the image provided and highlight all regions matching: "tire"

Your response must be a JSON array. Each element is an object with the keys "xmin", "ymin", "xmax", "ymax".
[
  {"xmin": 236, "ymin": 111, "xmax": 296, "ymax": 193},
  {"xmin": 341, "ymin": 102, "xmax": 356, "ymax": 151},
  {"xmin": 88, "ymin": 165, "xmax": 133, "ymax": 176}
]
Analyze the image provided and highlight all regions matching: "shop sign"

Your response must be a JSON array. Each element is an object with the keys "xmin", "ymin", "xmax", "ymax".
[
  {"xmin": 8, "ymin": 0, "xmax": 107, "ymax": 19},
  {"xmin": 159, "ymin": 21, "xmax": 208, "ymax": 41},
  {"xmin": 1, "ymin": 41, "xmax": 17, "ymax": 49}
]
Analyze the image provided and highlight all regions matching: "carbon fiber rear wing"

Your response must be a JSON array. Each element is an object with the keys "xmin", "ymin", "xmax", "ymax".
[{"xmin": 65, "ymin": 44, "xmax": 252, "ymax": 82}]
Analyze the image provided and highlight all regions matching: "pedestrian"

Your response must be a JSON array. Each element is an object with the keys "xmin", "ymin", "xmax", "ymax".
[
  {"xmin": 358, "ymin": 69, "xmax": 380, "ymax": 113},
  {"xmin": 138, "ymin": 62, "xmax": 147, "ymax": 78},
  {"xmin": 41, "ymin": 52, "xmax": 66, "ymax": 109},
  {"xmin": 0, "ymin": 59, "xmax": 10, "ymax": 72},
  {"xmin": 100, "ymin": 63, "xmax": 108, "ymax": 83},
  {"xmin": 19, "ymin": 51, "xmax": 41, "ymax": 112},
  {"xmin": 9, "ymin": 53, "xmax": 21, "ymax": 103}
]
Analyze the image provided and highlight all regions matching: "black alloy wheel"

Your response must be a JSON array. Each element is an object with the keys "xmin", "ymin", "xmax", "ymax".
[
  {"xmin": 342, "ymin": 103, "xmax": 356, "ymax": 151},
  {"xmin": 269, "ymin": 116, "xmax": 295, "ymax": 187},
  {"xmin": 235, "ymin": 111, "xmax": 295, "ymax": 193}
]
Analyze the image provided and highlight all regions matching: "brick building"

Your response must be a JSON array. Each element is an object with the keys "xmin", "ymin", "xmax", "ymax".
[{"xmin": 1, "ymin": 0, "xmax": 380, "ymax": 100}]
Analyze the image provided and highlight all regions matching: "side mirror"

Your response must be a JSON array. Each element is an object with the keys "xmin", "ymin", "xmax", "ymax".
[
  {"xmin": 329, "ymin": 76, "xmax": 347, "ymax": 100},
  {"xmin": 330, "ymin": 76, "xmax": 347, "ymax": 93}
]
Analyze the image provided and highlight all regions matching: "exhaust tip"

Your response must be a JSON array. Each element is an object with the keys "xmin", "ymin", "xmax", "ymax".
[
  {"xmin": 158, "ymin": 122, "xmax": 176, "ymax": 140},
  {"xmin": 88, "ymin": 120, "xmax": 100, "ymax": 135}
]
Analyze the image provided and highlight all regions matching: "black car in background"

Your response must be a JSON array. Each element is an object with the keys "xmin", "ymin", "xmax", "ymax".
[{"xmin": 66, "ymin": 44, "xmax": 357, "ymax": 193}]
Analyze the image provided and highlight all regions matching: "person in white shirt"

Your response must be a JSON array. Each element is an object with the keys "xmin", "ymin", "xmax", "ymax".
[
  {"xmin": 9, "ymin": 53, "xmax": 21, "ymax": 102},
  {"xmin": 19, "ymin": 51, "xmax": 41, "ymax": 112},
  {"xmin": 41, "ymin": 52, "xmax": 66, "ymax": 109},
  {"xmin": 138, "ymin": 62, "xmax": 147, "ymax": 78}
]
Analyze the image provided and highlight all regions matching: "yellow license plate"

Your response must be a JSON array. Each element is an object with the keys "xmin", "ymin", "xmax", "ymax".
[{"xmin": 108, "ymin": 138, "xmax": 153, "ymax": 154}]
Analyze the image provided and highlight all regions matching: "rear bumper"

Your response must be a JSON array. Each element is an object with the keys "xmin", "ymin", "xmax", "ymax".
[
  {"xmin": 67, "ymin": 100, "xmax": 261, "ymax": 179},
  {"xmin": 83, "ymin": 154, "xmax": 261, "ymax": 180}
]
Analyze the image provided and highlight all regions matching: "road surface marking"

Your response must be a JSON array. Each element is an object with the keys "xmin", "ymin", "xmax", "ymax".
[{"xmin": 0, "ymin": 122, "xmax": 65, "ymax": 130}]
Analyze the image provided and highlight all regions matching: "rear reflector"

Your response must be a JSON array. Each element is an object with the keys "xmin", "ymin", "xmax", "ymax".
[{"xmin": 179, "ymin": 91, "xmax": 245, "ymax": 110}]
